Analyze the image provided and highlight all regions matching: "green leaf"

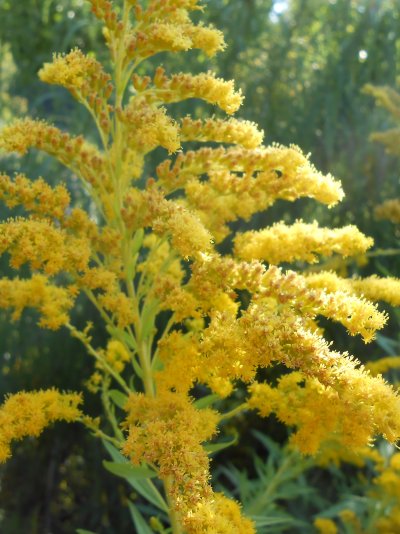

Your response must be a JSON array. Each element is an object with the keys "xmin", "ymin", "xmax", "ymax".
[
  {"xmin": 102, "ymin": 441, "xmax": 168, "ymax": 512},
  {"xmin": 105, "ymin": 324, "xmax": 119, "ymax": 338},
  {"xmin": 204, "ymin": 434, "xmax": 237, "ymax": 454},
  {"xmin": 109, "ymin": 389, "xmax": 129, "ymax": 410},
  {"xmin": 102, "ymin": 439, "xmax": 126, "ymax": 463},
  {"xmin": 376, "ymin": 333, "xmax": 398, "ymax": 355},
  {"xmin": 129, "ymin": 478, "xmax": 169, "ymax": 513},
  {"xmin": 252, "ymin": 431, "xmax": 282, "ymax": 457},
  {"xmin": 132, "ymin": 228, "xmax": 145, "ymax": 256},
  {"xmin": 132, "ymin": 356, "xmax": 144, "ymax": 379},
  {"xmin": 76, "ymin": 530, "xmax": 98, "ymax": 534},
  {"xmin": 315, "ymin": 495, "xmax": 372, "ymax": 519},
  {"xmin": 103, "ymin": 460, "xmax": 157, "ymax": 480},
  {"xmin": 127, "ymin": 229, "xmax": 144, "ymax": 280},
  {"xmin": 128, "ymin": 502, "xmax": 154, "ymax": 534},
  {"xmin": 141, "ymin": 301, "xmax": 159, "ymax": 340},
  {"xmin": 251, "ymin": 515, "xmax": 308, "ymax": 528},
  {"xmin": 120, "ymin": 330, "xmax": 139, "ymax": 352},
  {"xmin": 151, "ymin": 355, "xmax": 164, "ymax": 372},
  {"xmin": 376, "ymin": 260, "xmax": 392, "ymax": 277},
  {"xmin": 194, "ymin": 394, "xmax": 220, "ymax": 409}
]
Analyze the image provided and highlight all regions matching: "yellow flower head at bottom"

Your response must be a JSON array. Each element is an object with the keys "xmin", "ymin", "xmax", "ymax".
[
  {"xmin": 314, "ymin": 517, "xmax": 338, "ymax": 534},
  {"xmin": 0, "ymin": 389, "xmax": 82, "ymax": 462}
]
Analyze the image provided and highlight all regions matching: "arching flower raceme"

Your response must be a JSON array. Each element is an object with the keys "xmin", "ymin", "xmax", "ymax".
[{"xmin": 1, "ymin": 1, "xmax": 400, "ymax": 532}]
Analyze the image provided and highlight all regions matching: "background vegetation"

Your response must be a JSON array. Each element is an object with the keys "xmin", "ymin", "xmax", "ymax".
[{"xmin": 0, "ymin": 0, "xmax": 399, "ymax": 532}]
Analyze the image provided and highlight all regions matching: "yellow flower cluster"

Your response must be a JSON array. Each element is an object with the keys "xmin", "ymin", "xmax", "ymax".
[
  {"xmin": 130, "ymin": 20, "xmax": 224, "ymax": 59},
  {"xmin": 39, "ymin": 48, "xmax": 113, "ymax": 134},
  {"xmin": 120, "ymin": 186, "xmax": 213, "ymax": 259},
  {"xmin": 157, "ymin": 280, "xmax": 200, "ymax": 322},
  {"xmin": 118, "ymin": 99, "xmax": 180, "ymax": 154},
  {"xmin": 368, "ymin": 453, "xmax": 400, "ymax": 532},
  {"xmin": 86, "ymin": 338, "xmax": 131, "ymax": 392},
  {"xmin": 91, "ymin": 0, "xmax": 225, "ymax": 68},
  {"xmin": 0, "ymin": 217, "xmax": 90, "ymax": 275},
  {"xmin": 234, "ymin": 220, "xmax": 373, "ymax": 264},
  {"xmin": 370, "ymin": 128, "xmax": 400, "ymax": 155},
  {"xmin": 153, "ymin": 207, "xmax": 212, "ymax": 259},
  {"xmin": 0, "ymin": 119, "xmax": 109, "ymax": 191},
  {"xmin": 157, "ymin": 144, "xmax": 343, "ymax": 203},
  {"xmin": 0, "ymin": 389, "xmax": 82, "ymax": 462},
  {"xmin": 155, "ymin": 257, "xmax": 389, "ymax": 402},
  {"xmin": 364, "ymin": 84, "xmax": 400, "ymax": 155},
  {"xmin": 0, "ymin": 178, "xmax": 104, "ymax": 327},
  {"xmin": 364, "ymin": 84, "xmax": 400, "ymax": 120},
  {"xmin": 98, "ymin": 290, "xmax": 137, "ymax": 328},
  {"xmin": 179, "ymin": 117, "xmax": 264, "ymax": 149},
  {"xmin": 134, "ymin": 68, "xmax": 243, "ymax": 114},
  {"xmin": 63, "ymin": 207, "xmax": 99, "ymax": 241},
  {"xmin": 261, "ymin": 266, "xmax": 386, "ymax": 342},
  {"xmin": 156, "ymin": 331, "xmax": 202, "ymax": 395},
  {"xmin": 306, "ymin": 271, "xmax": 400, "ymax": 308},
  {"xmin": 0, "ymin": 275, "xmax": 74, "ymax": 329},
  {"xmin": 351, "ymin": 275, "xmax": 400, "ymax": 307},
  {"xmin": 314, "ymin": 517, "xmax": 338, "ymax": 534},
  {"xmin": 138, "ymin": 233, "xmax": 184, "ymax": 282},
  {"xmin": 122, "ymin": 391, "xmax": 247, "ymax": 533},
  {"xmin": 39, "ymin": 48, "xmax": 111, "ymax": 94},
  {"xmin": 365, "ymin": 356, "xmax": 400, "ymax": 376},
  {"xmin": 0, "ymin": 173, "xmax": 70, "ymax": 219},
  {"xmin": 88, "ymin": 0, "xmax": 121, "ymax": 33},
  {"xmin": 79, "ymin": 266, "xmax": 117, "ymax": 292},
  {"xmin": 248, "ymin": 368, "xmax": 400, "ymax": 454},
  {"xmin": 156, "ymin": 145, "xmax": 344, "ymax": 241},
  {"xmin": 375, "ymin": 198, "xmax": 400, "ymax": 224},
  {"xmin": 315, "ymin": 440, "xmax": 383, "ymax": 468},
  {"xmin": 185, "ymin": 493, "xmax": 255, "ymax": 534},
  {"xmin": 104, "ymin": 339, "xmax": 131, "ymax": 373},
  {"xmin": 338, "ymin": 510, "xmax": 363, "ymax": 533},
  {"xmin": 133, "ymin": 0, "xmax": 203, "ymax": 24}
]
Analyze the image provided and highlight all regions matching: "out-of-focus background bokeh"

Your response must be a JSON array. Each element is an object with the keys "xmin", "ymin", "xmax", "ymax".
[{"xmin": 0, "ymin": 1, "xmax": 399, "ymax": 532}]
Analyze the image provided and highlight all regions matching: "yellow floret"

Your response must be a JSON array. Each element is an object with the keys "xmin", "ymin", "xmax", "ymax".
[{"xmin": 234, "ymin": 220, "xmax": 373, "ymax": 264}]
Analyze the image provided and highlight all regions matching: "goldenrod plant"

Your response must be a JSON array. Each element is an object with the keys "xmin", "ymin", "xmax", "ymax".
[{"xmin": 2, "ymin": 1, "xmax": 400, "ymax": 532}]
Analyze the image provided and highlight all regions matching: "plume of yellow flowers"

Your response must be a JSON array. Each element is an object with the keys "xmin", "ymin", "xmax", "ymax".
[
  {"xmin": 1, "ymin": 1, "xmax": 400, "ymax": 532},
  {"xmin": 0, "ymin": 390, "xmax": 82, "ymax": 462}
]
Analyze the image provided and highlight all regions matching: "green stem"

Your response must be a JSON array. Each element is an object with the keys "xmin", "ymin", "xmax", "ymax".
[
  {"xmin": 122, "ymin": 245, "xmax": 154, "ymax": 389},
  {"xmin": 66, "ymin": 323, "xmax": 131, "ymax": 395},
  {"xmin": 219, "ymin": 402, "xmax": 248, "ymax": 421},
  {"xmin": 102, "ymin": 383, "xmax": 125, "ymax": 441},
  {"xmin": 246, "ymin": 452, "xmax": 313, "ymax": 516},
  {"xmin": 138, "ymin": 339, "xmax": 155, "ymax": 397},
  {"xmin": 83, "ymin": 288, "xmax": 114, "ymax": 327},
  {"xmin": 366, "ymin": 248, "xmax": 400, "ymax": 257},
  {"xmin": 80, "ymin": 97, "xmax": 110, "ymax": 152},
  {"xmin": 164, "ymin": 476, "xmax": 184, "ymax": 534},
  {"xmin": 81, "ymin": 417, "xmax": 122, "ymax": 447}
]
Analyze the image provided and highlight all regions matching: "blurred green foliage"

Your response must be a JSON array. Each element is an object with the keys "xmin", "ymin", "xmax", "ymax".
[
  {"xmin": 1, "ymin": 0, "xmax": 400, "ymax": 532},
  {"xmin": 208, "ymin": 0, "xmax": 400, "ymax": 234}
]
